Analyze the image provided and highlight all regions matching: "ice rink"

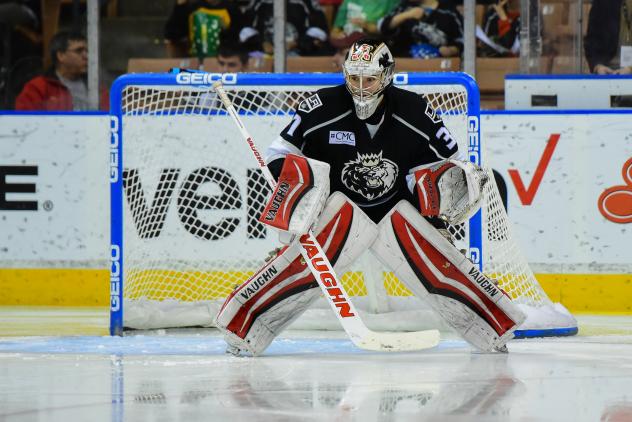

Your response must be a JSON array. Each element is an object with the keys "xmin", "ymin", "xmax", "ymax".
[{"xmin": 1, "ymin": 308, "xmax": 631, "ymax": 422}]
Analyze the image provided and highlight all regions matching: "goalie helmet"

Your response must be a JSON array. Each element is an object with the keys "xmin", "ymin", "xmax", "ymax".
[{"xmin": 343, "ymin": 39, "xmax": 395, "ymax": 120}]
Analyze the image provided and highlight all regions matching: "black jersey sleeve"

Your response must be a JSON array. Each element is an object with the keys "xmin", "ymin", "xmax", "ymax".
[
  {"xmin": 421, "ymin": 100, "xmax": 461, "ymax": 161},
  {"xmin": 279, "ymin": 91, "xmax": 326, "ymax": 149}
]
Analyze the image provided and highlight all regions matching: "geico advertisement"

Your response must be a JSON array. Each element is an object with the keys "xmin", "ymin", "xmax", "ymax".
[
  {"xmin": 0, "ymin": 115, "xmax": 110, "ymax": 263},
  {"xmin": 482, "ymin": 113, "xmax": 632, "ymax": 271},
  {"xmin": 1, "ymin": 113, "xmax": 631, "ymax": 271}
]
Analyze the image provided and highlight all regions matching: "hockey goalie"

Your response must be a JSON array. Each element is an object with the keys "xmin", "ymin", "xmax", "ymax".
[{"xmin": 215, "ymin": 39, "xmax": 525, "ymax": 356}]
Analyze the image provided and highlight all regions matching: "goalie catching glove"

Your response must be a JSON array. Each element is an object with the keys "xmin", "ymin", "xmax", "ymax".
[{"xmin": 414, "ymin": 159, "xmax": 489, "ymax": 225}]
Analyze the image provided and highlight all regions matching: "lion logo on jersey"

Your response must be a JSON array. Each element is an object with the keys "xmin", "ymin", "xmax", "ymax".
[{"xmin": 341, "ymin": 152, "xmax": 398, "ymax": 200}]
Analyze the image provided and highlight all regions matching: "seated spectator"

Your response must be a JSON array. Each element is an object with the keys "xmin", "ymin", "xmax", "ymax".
[
  {"xmin": 14, "ymin": 30, "xmax": 108, "ymax": 111},
  {"xmin": 476, "ymin": 0, "xmax": 520, "ymax": 57},
  {"xmin": 378, "ymin": 0, "xmax": 463, "ymax": 58},
  {"xmin": 164, "ymin": 0, "xmax": 248, "ymax": 59},
  {"xmin": 329, "ymin": 0, "xmax": 399, "ymax": 48},
  {"xmin": 319, "ymin": 0, "xmax": 343, "ymax": 28},
  {"xmin": 216, "ymin": 41, "xmax": 249, "ymax": 72},
  {"xmin": 241, "ymin": 0, "xmax": 334, "ymax": 56},
  {"xmin": 585, "ymin": 0, "xmax": 632, "ymax": 74}
]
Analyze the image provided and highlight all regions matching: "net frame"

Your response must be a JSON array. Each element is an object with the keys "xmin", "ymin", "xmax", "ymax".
[{"xmin": 109, "ymin": 71, "xmax": 577, "ymax": 338}]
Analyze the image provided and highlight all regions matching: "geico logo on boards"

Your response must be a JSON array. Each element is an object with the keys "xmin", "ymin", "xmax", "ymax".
[
  {"xmin": 393, "ymin": 73, "xmax": 408, "ymax": 85},
  {"xmin": 124, "ymin": 167, "xmax": 270, "ymax": 241},
  {"xmin": 110, "ymin": 244, "xmax": 121, "ymax": 312},
  {"xmin": 110, "ymin": 116, "xmax": 120, "ymax": 183},
  {"xmin": 467, "ymin": 116, "xmax": 480, "ymax": 165},
  {"xmin": 175, "ymin": 72, "xmax": 237, "ymax": 85},
  {"xmin": 469, "ymin": 247, "xmax": 480, "ymax": 265},
  {"xmin": 0, "ymin": 165, "xmax": 38, "ymax": 211}
]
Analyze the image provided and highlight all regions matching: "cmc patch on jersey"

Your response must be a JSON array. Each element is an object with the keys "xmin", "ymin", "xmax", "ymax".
[
  {"xmin": 298, "ymin": 94, "xmax": 323, "ymax": 113},
  {"xmin": 341, "ymin": 152, "xmax": 398, "ymax": 201},
  {"xmin": 329, "ymin": 131, "xmax": 356, "ymax": 146}
]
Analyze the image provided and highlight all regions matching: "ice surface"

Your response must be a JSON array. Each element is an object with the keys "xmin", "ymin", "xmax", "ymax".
[{"xmin": 1, "ymin": 308, "xmax": 631, "ymax": 422}]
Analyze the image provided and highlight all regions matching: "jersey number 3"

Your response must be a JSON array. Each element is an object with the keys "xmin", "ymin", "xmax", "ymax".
[{"xmin": 436, "ymin": 127, "xmax": 457, "ymax": 150}]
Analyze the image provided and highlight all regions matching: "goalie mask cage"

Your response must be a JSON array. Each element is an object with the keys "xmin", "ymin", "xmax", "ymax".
[{"xmin": 109, "ymin": 71, "xmax": 577, "ymax": 338}]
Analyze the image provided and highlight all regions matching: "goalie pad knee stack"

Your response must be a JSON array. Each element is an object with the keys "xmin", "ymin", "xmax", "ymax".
[
  {"xmin": 215, "ymin": 192, "xmax": 378, "ymax": 356},
  {"xmin": 371, "ymin": 200, "xmax": 525, "ymax": 352}
]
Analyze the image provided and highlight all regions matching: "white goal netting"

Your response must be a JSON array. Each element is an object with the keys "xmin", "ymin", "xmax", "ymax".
[{"xmin": 110, "ymin": 72, "xmax": 576, "ymax": 336}]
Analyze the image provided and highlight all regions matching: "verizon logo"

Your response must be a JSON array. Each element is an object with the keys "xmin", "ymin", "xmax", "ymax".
[{"xmin": 124, "ymin": 167, "xmax": 270, "ymax": 240}]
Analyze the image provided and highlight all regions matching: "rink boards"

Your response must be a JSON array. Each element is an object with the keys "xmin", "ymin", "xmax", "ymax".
[{"xmin": 0, "ymin": 111, "xmax": 631, "ymax": 312}]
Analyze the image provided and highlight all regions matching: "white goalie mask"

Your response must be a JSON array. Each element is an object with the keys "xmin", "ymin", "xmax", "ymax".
[{"xmin": 343, "ymin": 40, "xmax": 395, "ymax": 120}]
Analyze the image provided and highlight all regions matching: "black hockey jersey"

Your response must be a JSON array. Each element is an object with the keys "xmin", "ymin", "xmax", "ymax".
[{"xmin": 268, "ymin": 84, "xmax": 460, "ymax": 223}]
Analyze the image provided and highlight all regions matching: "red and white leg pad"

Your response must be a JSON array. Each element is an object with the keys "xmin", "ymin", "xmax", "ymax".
[
  {"xmin": 215, "ymin": 192, "xmax": 378, "ymax": 356},
  {"xmin": 371, "ymin": 200, "xmax": 526, "ymax": 352}
]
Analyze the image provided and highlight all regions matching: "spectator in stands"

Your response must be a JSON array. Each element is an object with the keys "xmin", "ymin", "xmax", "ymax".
[
  {"xmin": 240, "ymin": 0, "xmax": 333, "ymax": 56},
  {"xmin": 329, "ymin": 0, "xmax": 399, "ymax": 48},
  {"xmin": 14, "ymin": 30, "xmax": 108, "ymax": 111},
  {"xmin": 585, "ymin": 0, "xmax": 632, "ymax": 74},
  {"xmin": 216, "ymin": 41, "xmax": 249, "ymax": 72},
  {"xmin": 477, "ymin": 0, "xmax": 520, "ymax": 57},
  {"xmin": 378, "ymin": 0, "xmax": 463, "ymax": 58},
  {"xmin": 319, "ymin": 0, "xmax": 343, "ymax": 29},
  {"xmin": 164, "ymin": 0, "xmax": 248, "ymax": 59}
]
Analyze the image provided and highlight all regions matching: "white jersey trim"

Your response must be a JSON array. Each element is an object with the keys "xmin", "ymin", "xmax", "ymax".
[
  {"xmin": 265, "ymin": 136, "xmax": 303, "ymax": 163},
  {"xmin": 303, "ymin": 109, "xmax": 353, "ymax": 137},
  {"xmin": 393, "ymin": 113, "xmax": 459, "ymax": 160},
  {"xmin": 392, "ymin": 113, "xmax": 430, "ymax": 141}
]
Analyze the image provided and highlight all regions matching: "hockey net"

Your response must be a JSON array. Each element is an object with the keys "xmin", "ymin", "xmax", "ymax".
[{"xmin": 110, "ymin": 72, "xmax": 577, "ymax": 337}]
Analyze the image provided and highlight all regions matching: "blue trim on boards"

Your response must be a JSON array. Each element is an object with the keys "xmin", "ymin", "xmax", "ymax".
[
  {"xmin": 3, "ymin": 109, "xmax": 631, "ymax": 116},
  {"xmin": 482, "ymin": 109, "xmax": 632, "ymax": 115},
  {"xmin": 506, "ymin": 74, "xmax": 632, "ymax": 80},
  {"xmin": 109, "ymin": 87, "xmax": 124, "ymax": 337},
  {"xmin": 0, "ymin": 110, "xmax": 107, "ymax": 116}
]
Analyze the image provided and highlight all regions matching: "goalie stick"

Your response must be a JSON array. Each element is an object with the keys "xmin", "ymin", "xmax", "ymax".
[{"xmin": 212, "ymin": 80, "xmax": 439, "ymax": 352}]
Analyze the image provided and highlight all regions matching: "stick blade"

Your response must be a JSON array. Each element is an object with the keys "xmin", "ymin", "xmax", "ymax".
[{"xmin": 352, "ymin": 329, "xmax": 440, "ymax": 352}]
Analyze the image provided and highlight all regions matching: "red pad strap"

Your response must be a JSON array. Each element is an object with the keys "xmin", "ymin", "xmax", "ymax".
[
  {"xmin": 259, "ymin": 154, "xmax": 314, "ymax": 231},
  {"xmin": 414, "ymin": 162, "xmax": 456, "ymax": 216}
]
